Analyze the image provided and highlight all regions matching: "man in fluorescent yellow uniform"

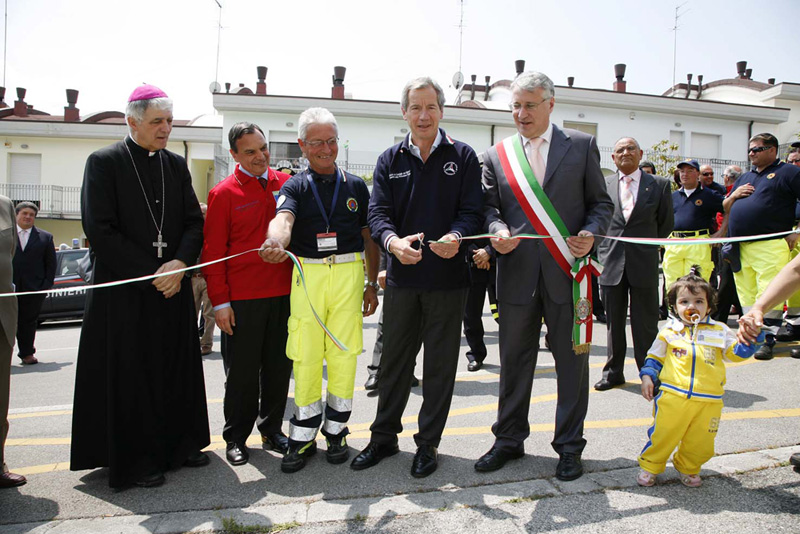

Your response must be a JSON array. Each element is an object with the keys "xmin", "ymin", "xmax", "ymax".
[
  {"xmin": 724, "ymin": 133, "xmax": 800, "ymax": 360},
  {"xmin": 260, "ymin": 107, "xmax": 379, "ymax": 473},
  {"xmin": 661, "ymin": 159, "xmax": 723, "ymax": 286}
]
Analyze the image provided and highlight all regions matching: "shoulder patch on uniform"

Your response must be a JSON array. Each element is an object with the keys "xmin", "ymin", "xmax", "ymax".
[
  {"xmin": 767, "ymin": 173, "xmax": 776, "ymax": 179},
  {"xmin": 346, "ymin": 197, "xmax": 358, "ymax": 212},
  {"xmin": 695, "ymin": 199, "xmax": 703, "ymax": 206},
  {"xmin": 277, "ymin": 195, "xmax": 286, "ymax": 208}
]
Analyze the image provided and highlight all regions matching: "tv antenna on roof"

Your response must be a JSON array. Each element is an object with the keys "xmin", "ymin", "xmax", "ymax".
[{"xmin": 672, "ymin": 2, "xmax": 689, "ymax": 90}]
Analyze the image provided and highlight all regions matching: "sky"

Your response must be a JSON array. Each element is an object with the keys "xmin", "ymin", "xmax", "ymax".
[{"xmin": 2, "ymin": 0, "xmax": 799, "ymax": 120}]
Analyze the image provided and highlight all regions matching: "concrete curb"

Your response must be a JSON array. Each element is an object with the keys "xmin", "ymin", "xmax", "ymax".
[{"xmin": 1, "ymin": 445, "xmax": 796, "ymax": 534}]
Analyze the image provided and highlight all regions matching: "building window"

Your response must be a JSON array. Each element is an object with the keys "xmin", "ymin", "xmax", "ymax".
[
  {"xmin": 269, "ymin": 142, "xmax": 304, "ymax": 174},
  {"xmin": 8, "ymin": 153, "xmax": 42, "ymax": 205},
  {"xmin": 691, "ymin": 133, "xmax": 720, "ymax": 159},
  {"xmin": 563, "ymin": 121, "xmax": 597, "ymax": 137}
]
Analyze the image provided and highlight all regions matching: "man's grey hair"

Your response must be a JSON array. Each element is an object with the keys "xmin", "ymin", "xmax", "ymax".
[
  {"xmin": 298, "ymin": 107, "xmax": 338, "ymax": 141},
  {"xmin": 15, "ymin": 201, "xmax": 38, "ymax": 215},
  {"xmin": 614, "ymin": 137, "xmax": 641, "ymax": 151},
  {"xmin": 510, "ymin": 71, "xmax": 555, "ymax": 99},
  {"xmin": 400, "ymin": 77, "xmax": 445, "ymax": 111},
  {"xmin": 125, "ymin": 97, "xmax": 173, "ymax": 131},
  {"xmin": 723, "ymin": 165, "xmax": 742, "ymax": 180}
]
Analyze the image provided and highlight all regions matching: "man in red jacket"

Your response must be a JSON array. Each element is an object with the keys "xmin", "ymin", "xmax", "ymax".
[{"xmin": 202, "ymin": 122, "xmax": 293, "ymax": 467}]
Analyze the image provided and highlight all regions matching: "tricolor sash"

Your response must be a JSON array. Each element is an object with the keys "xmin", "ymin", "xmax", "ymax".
[{"xmin": 495, "ymin": 134, "xmax": 602, "ymax": 353}]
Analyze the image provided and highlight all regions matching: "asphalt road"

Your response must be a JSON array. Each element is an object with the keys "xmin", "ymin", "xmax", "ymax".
[{"xmin": 1, "ymin": 297, "xmax": 799, "ymax": 533}]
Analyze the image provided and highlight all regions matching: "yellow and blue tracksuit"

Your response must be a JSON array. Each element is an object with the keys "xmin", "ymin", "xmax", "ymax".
[{"xmin": 638, "ymin": 317, "xmax": 763, "ymax": 475}]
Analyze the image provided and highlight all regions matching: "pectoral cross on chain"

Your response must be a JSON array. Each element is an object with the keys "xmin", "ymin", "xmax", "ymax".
[{"xmin": 153, "ymin": 233, "xmax": 168, "ymax": 258}]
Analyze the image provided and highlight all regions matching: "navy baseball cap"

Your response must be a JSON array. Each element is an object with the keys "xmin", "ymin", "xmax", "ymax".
[{"xmin": 677, "ymin": 158, "xmax": 700, "ymax": 171}]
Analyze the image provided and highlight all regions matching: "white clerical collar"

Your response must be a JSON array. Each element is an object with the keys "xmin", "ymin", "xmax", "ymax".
[
  {"xmin": 128, "ymin": 135, "xmax": 158, "ymax": 157},
  {"xmin": 620, "ymin": 168, "xmax": 642, "ymax": 183},
  {"xmin": 521, "ymin": 122, "xmax": 553, "ymax": 147},
  {"xmin": 408, "ymin": 129, "xmax": 442, "ymax": 161},
  {"xmin": 682, "ymin": 187, "xmax": 697, "ymax": 197}
]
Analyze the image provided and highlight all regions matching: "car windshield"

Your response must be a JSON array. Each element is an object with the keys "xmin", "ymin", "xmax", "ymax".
[{"xmin": 60, "ymin": 251, "xmax": 87, "ymax": 277}]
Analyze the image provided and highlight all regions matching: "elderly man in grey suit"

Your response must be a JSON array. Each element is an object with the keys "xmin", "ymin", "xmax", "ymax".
[
  {"xmin": 0, "ymin": 195, "xmax": 25, "ymax": 488},
  {"xmin": 475, "ymin": 71, "xmax": 613, "ymax": 481},
  {"xmin": 594, "ymin": 138, "xmax": 673, "ymax": 391}
]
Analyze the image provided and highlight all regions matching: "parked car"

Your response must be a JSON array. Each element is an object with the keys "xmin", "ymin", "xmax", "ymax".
[{"xmin": 37, "ymin": 248, "xmax": 89, "ymax": 323}]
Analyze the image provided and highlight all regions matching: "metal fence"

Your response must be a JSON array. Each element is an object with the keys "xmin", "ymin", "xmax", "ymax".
[
  {"xmin": 0, "ymin": 183, "xmax": 82, "ymax": 219},
  {"xmin": 596, "ymin": 146, "xmax": 749, "ymax": 182}
]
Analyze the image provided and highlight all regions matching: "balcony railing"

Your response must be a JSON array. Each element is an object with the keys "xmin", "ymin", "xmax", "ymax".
[{"xmin": 0, "ymin": 184, "xmax": 82, "ymax": 219}]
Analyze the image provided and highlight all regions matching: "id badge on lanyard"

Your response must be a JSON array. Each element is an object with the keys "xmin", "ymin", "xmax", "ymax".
[{"xmin": 308, "ymin": 168, "xmax": 344, "ymax": 254}]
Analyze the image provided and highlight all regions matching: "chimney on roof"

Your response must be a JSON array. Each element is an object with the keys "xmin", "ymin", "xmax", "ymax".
[
  {"xmin": 613, "ymin": 64, "xmax": 626, "ymax": 93},
  {"xmin": 469, "ymin": 74, "xmax": 477, "ymax": 100},
  {"xmin": 768, "ymin": 78, "xmax": 776, "ymax": 85},
  {"xmin": 567, "ymin": 76, "xmax": 574, "ymax": 88},
  {"xmin": 0, "ymin": 86, "xmax": 6, "ymax": 108},
  {"xmin": 686, "ymin": 73, "xmax": 692, "ymax": 98},
  {"xmin": 483, "ymin": 76, "xmax": 491, "ymax": 101},
  {"xmin": 225, "ymin": 82, "xmax": 231, "ymax": 93},
  {"xmin": 515, "ymin": 59, "xmax": 525, "ymax": 77},
  {"xmin": 745, "ymin": 68, "xmax": 752, "ymax": 80},
  {"xmin": 696, "ymin": 75, "xmax": 703, "ymax": 98},
  {"xmin": 14, "ymin": 87, "xmax": 27, "ymax": 117},
  {"xmin": 736, "ymin": 60, "xmax": 747, "ymax": 78},
  {"xmin": 64, "ymin": 89, "xmax": 80, "ymax": 122},
  {"xmin": 331, "ymin": 66, "xmax": 346, "ymax": 99},
  {"xmin": 256, "ymin": 66, "xmax": 267, "ymax": 95}
]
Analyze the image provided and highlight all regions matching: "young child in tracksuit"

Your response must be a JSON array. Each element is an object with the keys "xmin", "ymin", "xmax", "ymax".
[{"xmin": 637, "ymin": 267, "xmax": 764, "ymax": 487}]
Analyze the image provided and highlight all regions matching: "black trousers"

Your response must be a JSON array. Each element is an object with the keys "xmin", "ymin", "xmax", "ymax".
[
  {"xmin": 601, "ymin": 274, "xmax": 659, "ymax": 382},
  {"xmin": 492, "ymin": 273, "xmax": 589, "ymax": 455},
  {"xmin": 221, "ymin": 296, "xmax": 291, "ymax": 444},
  {"xmin": 16, "ymin": 294, "xmax": 45, "ymax": 359},
  {"xmin": 713, "ymin": 258, "xmax": 742, "ymax": 323},
  {"xmin": 463, "ymin": 278, "xmax": 497, "ymax": 363},
  {"xmin": 370, "ymin": 286, "xmax": 468, "ymax": 448}
]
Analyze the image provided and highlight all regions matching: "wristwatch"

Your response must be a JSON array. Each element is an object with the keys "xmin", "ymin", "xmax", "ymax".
[{"xmin": 365, "ymin": 281, "xmax": 380, "ymax": 291}]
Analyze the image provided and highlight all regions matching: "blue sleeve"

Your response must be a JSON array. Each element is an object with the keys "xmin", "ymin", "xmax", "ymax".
[
  {"xmin": 367, "ymin": 151, "xmax": 397, "ymax": 250},
  {"xmin": 639, "ymin": 358, "xmax": 663, "ymax": 380},
  {"xmin": 733, "ymin": 330, "xmax": 766, "ymax": 359}
]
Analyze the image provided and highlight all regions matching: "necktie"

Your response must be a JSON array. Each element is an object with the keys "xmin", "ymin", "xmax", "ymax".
[
  {"xmin": 258, "ymin": 177, "xmax": 268, "ymax": 190},
  {"xmin": 620, "ymin": 175, "xmax": 634, "ymax": 221},
  {"xmin": 19, "ymin": 229, "xmax": 28, "ymax": 251},
  {"xmin": 527, "ymin": 137, "xmax": 546, "ymax": 186}
]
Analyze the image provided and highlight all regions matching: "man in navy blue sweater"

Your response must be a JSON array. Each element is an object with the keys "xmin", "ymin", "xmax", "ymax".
[{"xmin": 353, "ymin": 77, "xmax": 483, "ymax": 478}]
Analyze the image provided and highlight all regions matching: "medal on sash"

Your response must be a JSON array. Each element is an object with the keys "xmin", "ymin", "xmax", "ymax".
[{"xmin": 494, "ymin": 134, "xmax": 604, "ymax": 354}]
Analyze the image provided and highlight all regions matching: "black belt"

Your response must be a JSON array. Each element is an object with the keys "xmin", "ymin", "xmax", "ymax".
[{"xmin": 672, "ymin": 229, "xmax": 710, "ymax": 238}]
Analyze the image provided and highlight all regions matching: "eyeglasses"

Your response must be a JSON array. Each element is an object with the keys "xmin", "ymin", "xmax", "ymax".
[
  {"xmin": 701, "ymin": 172, "xmax": 714, "ymax": 177},
  {"xmin": 509, "ymin": 99, "xmax": 548, "ymax": 113},
  {"xmin": 306, "ymin": 138, "xmax": 338, "ymax": 149},
  {"xmin": 748, "ymin": 146, "xmax": 771, "ymax": 154}
]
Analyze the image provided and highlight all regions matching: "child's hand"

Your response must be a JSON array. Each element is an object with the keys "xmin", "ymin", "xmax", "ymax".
[{"xmin": 641, "ymin": 375, "xmax": 654, "ymax": 401}]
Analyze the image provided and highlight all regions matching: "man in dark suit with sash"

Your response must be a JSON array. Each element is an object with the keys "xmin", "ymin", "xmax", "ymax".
[
  {"xmin": 475, "ymin": 71, "xmax": 613, "ymax": 481},
  {"xmin": 594, "ymin": 138, "xmax": 673, "ymax": 391}
]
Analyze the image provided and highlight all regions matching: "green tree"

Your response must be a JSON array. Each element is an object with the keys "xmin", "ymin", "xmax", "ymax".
[{"xmin": 644, "ymin": 140, "xmax": 681, "ymax": 190}]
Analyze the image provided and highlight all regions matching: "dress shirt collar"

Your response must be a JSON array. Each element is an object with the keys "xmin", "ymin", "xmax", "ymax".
[
  {"xmin": 521, "ymin": 122, "xmax": 553, "ymax": 147},
  {"xmin": 408, "ymin": 129, "xmax": 442, "ymax": 161},
  {"xmin": 619, "ymin": 168, "xmax": 642, "ymax": 184},
  {"xmin": 16, "ymin": 225, "xmax": 29, "ymax": 235}
]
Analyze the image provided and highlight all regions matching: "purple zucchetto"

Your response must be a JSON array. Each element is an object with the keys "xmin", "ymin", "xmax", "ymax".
[{"xmin": 127, "ymin": 84, "xmax": 168, "ymax": 102}]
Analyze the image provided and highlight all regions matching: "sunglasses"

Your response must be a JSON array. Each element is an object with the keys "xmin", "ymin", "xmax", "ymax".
[
  {"xmin": 748, "ymin": 146, "xmax": 771, "ymax": 154},
  {"xmin": 701, "ymin": 172, "xmax": 714, "ymax": 177}
]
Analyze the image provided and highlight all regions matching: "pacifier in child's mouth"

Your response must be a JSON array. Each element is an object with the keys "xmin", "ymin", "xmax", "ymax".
[{"xmin": 687, "ymin": 312, "xmax": 701, "ymax": 325}]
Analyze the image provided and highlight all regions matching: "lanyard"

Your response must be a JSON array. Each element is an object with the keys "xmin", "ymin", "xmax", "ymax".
[{"xmin": 307, "ymin": 168, "xmax": 343, "ymax": 233}]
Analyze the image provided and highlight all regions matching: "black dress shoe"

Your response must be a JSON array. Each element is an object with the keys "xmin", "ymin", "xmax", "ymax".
[
  {"xmin": 754, "ymin": 344, "xmax": 774, "ymax": 361},
  {"xmin": 411, "ymin": 444, "xmax": 438, "ymax": 478},
  {"xmin": 790, "ymin": 452, "xmax": 800, "ymax": 466},
  {"xmin": 225, "ymin": 442, "xmax": 249, "ymax": 466},
  {"xmin": 364, "ymin": 373, "xmax": 379, "ymax": 390},
  {"xmin": 183, "ymin": 451, "xmax": 210, "ymax": 467},
  {"xmin": 411, "ymin": 376, "xmax": 420, "ymax": 387},
  {"xmin": 790, "ymin": 347, "xmax": 800, "ymax": 359},
  {"xmin": 282, "ymin": 440, "xmax": 318, "ymax": 473},
  {"xmin": 593, "ymin": 378, "xmax": 625, "ymax": 391},
  {"xmin": 350, "ymin": 441, "xmax": 400, "ymax": 471},
  {"xmin": 474, "ymin": 446, "xmax": 524, "ymax": 472},
  {"xmin": 467, "ymin": 360, "xmax": 483, "ymax": 372},
  {"xmin": 776, "ymin": 323, "xmax": 800, "ymax": 342},
  {"xmin": 262, "ymin": 432, "xmax": 289, "ymax": 454},
  {"xmin": 555, "ymin": 452, "xmax": 583, "ymax": 481},
  {"xmin": 134, "ymin": 472, "xmax": 165, "ymax": 488}
]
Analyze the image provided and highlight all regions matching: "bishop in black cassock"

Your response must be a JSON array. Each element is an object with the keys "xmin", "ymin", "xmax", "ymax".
[{"xmin": 70, "ymin": 85, "xmax": 210, "ymax": 489}]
